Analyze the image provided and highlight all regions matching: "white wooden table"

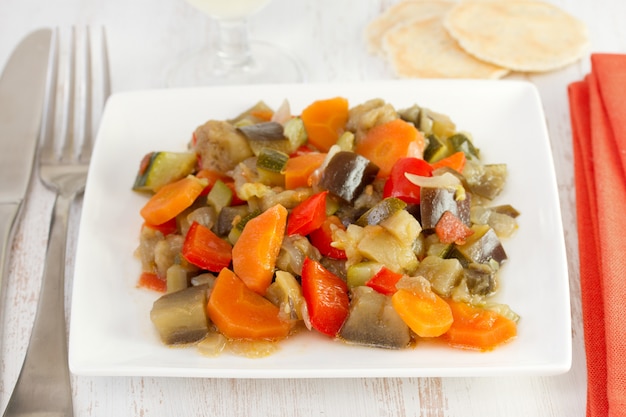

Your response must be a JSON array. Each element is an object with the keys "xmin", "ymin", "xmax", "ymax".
[{"xmin": 1, "ymin": 0, "xmax": 624, "ymax": 415}]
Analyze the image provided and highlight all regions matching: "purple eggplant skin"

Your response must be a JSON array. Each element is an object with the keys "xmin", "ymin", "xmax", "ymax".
[
  {"xmin": 319, "ymin": 151, "xmax": 379, "ymax": 204},
  {"xmin": 237, "ymin": 121, "xmax": 285, "ymax": 142},
  {"xmin": 457, "ymin": 225, "xmax": 508, "ymax": 266},
  {"xmin": 339, "ymin": 286, "xmax": 411, "ymax": 349},
  {"xmin": 420, "ymin": 186, "xmax": 471, "ymax": 230}
]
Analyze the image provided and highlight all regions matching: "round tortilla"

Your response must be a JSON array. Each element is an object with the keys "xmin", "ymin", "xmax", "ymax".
[
  {"xmin": 383, "ymin": 17, "xmax": 509, "ymax": 79},
  {"xmin": 444, "ymin": 1, "xmax": 589, "ymax": 72},
  {"xmin": 365, "ymin": 0, "xmax": 454, "ymax": 56}
]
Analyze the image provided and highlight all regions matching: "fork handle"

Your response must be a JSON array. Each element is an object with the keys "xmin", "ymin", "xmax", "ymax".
[
  {"xmin": 3, "ymin": 193, "xmax": 74, "ymax": 417},
  {"xmin": 0, "ymin": 202, "xmax": 22, "ymax": 299}
]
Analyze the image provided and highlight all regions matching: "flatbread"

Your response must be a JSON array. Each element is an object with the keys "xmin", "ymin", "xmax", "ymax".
[
  {"xmin": 365, "ymin": 0, "xmax": 454, "ymax": 56},
  {"xmin": 383, "ymin": 17, "xmax": 509, "ymax": 79},
  {"xmin": 444, "ymin": 1, "xmax": 589, "ymax": 72}
]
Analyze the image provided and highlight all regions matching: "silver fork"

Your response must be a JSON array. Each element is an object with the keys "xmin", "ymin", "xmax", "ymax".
[{"xmin": 2, "ymin": 27, "xmax": 111, "ymax": 417}]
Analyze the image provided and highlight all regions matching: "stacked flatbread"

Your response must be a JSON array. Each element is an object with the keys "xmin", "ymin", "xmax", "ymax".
[{"xmin": 366, "ymin": 0, "xmax": 589, "ymax": 79}]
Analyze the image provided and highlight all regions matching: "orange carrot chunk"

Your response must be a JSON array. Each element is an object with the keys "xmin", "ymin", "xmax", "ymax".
[
  {"xmin": 355, "ymin": 118, "xmax": 425, "ymax": 178},
  {"xmin": 207, "ymin": 268, "xmax": 290, "ymax": 340},
  {"xmin": 140, "ymin": 176, "xmax": 206, "ymax": 225},
  {"xmin": 284, "ymin": 152, "xmax": 327, "ymax": 189},
  {"xmin": 300, "ymin": 97, "xmax": 349, "ymax": 152},
  {"xmin": 391, "ymin": 288, "xmax": 453, "ymax": 338},
  {"xmin": 232, "ymin": 204, "xmax": 288, "ymax": 295},
  {"xmin": 443, "ymin": 300, "xmax": 517, "ymax": 351}
]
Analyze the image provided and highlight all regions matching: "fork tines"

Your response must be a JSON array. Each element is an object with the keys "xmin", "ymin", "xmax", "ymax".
[{"xmin": 41, "ymin": 26, "xmax": 111, "ymax": 164}]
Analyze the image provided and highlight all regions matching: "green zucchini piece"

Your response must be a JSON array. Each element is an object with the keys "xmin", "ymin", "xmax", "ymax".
[
  {"xmin": 448, "ymin": 133, "xmax": 480, "ymax": 159},
  {"xmin": 133, "ymin": 151, "xmax": 197, "ymax": 192},
  {"xmin": 257, "ymin": 147, "xmax": 289, "ymax": 172},
  {"xmin": 465, "ymin": 163, "xmax": 507, "ymax": 200},
  {"xmin": 414, "ymin": 255, "xmax": 463, "ymax": 298},
  {"xmin": 207, "ymin": 180, "xmax": 233, "ymax": 214},
  {"xmin": 257, "ymin": 148, "xmax": 289, "ymax": 186},
  {"xmin": 346, "ymin": 262, "xmax": 383, "ymax": 288},
  {"xmin": 283, "ymin": 117, "xmax": 308, "ymax": 153},
  {"xmin": 227, "ymin": 209, "xmax": 261, "ymax": 244},
  {"xmin": 423, "ymin": 134, "xmax": 450, "ymax": 162},
  {"xmin": 355, "ymin": 197, "xmax": 407, "ymax": 227}
]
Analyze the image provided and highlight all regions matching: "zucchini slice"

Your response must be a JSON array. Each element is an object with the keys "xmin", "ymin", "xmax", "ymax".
[{"xmin": 133, "ymin": 151, "xmax": 197, "ymax": 192}]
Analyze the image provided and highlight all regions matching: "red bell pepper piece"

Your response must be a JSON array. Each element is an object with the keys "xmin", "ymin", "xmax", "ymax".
[
  {"xmin": 435, "ymin": 211, "xmax": 474, "ymax": 245},
  {"xmin": 301, "ymin": 257, "xmax": 349, "ymax": 337},
  {"xmin": 382, "ymin": 157, "xmax": 433, "ymax": 204},
  {"xmin": 182, "ymin": 221, "xmax": 232, "ymax": 272},
  {"xmin": 309, "ymin": 215, "xmax": 347, "ymax": 259},
  {"xmin": 142, "ymin": 217, "xmax": 178, "ymax": 236},
  {"xmin": 365, "ymin": 266, "xmax": 404, "ymax": 296},
  {"xmin": 287, "ymin": 191, "xmax": 329, "ymax": 236}
]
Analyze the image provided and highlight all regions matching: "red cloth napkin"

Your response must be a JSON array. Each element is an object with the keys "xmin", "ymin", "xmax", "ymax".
[{"xmin": 569, "ymin": 54, "xmax": 626, "ymax": 417}]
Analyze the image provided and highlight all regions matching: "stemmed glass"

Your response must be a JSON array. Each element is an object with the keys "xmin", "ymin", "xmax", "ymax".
[{"xmin": 168, "ymin": 0, "xmax": 304, "ymax": 86}]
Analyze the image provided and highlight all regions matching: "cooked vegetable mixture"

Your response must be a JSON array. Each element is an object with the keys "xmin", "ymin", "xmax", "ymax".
[{"xmin": 133, "ymin": 97, "xmax": 520, "ymax": 355}]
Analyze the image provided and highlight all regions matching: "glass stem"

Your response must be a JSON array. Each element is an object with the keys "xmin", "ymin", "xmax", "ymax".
[{"xmin": 215, "ymin": 19, "xmax": 253, "ymax": 70}]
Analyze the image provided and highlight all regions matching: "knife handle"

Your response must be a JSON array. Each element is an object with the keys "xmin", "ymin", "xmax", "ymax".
[{"xmin": 0, "ymin": 202, "xmax": 22, "ymax": 294}]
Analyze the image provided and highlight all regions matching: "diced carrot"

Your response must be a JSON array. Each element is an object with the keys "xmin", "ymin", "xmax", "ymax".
[
  {"xmin": 391, "ymin": 288, "xmax": 453, "ymax": 338},
  {"xmin": 137, "ymin": 272, "xmax": 166, "ymax": 292},
  {"xmin": 140, "ymin": 176, "xmax": 206, "ymax": 225},
  {"xmin": 250, "ymin": 109, "xmax": 274, "ymax": 121},
  {"xmin": 435, "ymin": 211, "xmax": 474, "ymax": 245},
  {"xmin": 300, "ymin": 97, "xmax": 349, "ymax": 152},
  {"xmin": 430, "ymin": 151, "xmax": 466, "ymax": 173},
  {"xmin": 355, "ymin": 119, "xmax": 425, "ymax": 178},
  {"xmin": 207, "ymin": 268, "xmax": 291, "ymax": 340},
  {"xmin": 284, "ymin": 152, "xmax": 327, "ymax": 189},
  {"xmin": 232, "ymin": 204, "xmax": 288, "ymax": 295},
  {"xmin": 443, "ymin": 300, "xmax": 517, "ymax": 351}
]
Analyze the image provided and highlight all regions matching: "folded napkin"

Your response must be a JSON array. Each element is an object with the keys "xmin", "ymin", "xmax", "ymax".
[{"xmin": 569, "ymin": 54, "xmax": 626, "ymax": 417}]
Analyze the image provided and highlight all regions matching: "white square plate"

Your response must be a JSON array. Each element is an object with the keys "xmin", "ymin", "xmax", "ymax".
[{"xmin": 69, "ymin": 80, "xmax": 571, "ymax": 378}]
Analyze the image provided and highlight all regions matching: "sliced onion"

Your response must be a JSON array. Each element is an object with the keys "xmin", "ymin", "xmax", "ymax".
[
  {"xmin": 404, "ymin": 171, "xmax": 461, "ymax": 189},
  {"xmin": 271, "ymin": 99, "xmax": 292, "ymax": 125}
]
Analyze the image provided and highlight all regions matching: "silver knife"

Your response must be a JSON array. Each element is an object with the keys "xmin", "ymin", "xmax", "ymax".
[{"xmin": 0, "ymin": 29, "xmax": 53, "ymax": 297}]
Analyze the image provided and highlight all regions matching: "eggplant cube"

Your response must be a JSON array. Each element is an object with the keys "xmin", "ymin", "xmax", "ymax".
[
  {"xmin": 420, "ymin": 187, "xmax": 471, "ymax": 230},
  {"xmin": 340, "ymin": 286, "xmax": 411, "ymax": 349},
  {"xmin": 319, "ymin": 151, "xmax": 379, "ymax": 203},
  {"xmin": 150, "ymin": 285, "xmax": 209, "ymax": 345}
]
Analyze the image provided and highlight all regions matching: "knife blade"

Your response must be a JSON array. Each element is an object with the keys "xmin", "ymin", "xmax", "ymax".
[{"xmin": 0, "ymin": 28, "xmax": 53, "ymax": 297}]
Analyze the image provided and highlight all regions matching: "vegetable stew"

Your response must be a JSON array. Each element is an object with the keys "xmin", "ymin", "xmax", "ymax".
[{"xmin": 133, "ymin": 97, "xmax": 520, "ymax": 355}]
